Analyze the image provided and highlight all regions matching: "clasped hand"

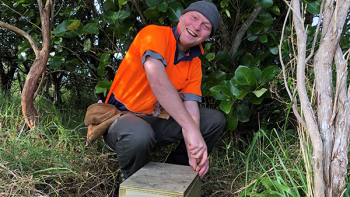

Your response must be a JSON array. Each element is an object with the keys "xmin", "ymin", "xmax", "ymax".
[{"xmin": 186, "ymin": 131, "xmax": 209, "ymax": 179}]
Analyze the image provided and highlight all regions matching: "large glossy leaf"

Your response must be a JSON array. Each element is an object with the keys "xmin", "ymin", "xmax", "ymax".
[
  {"xmin": 84, "ymin": 39, "xmax": 91, "ymax": 51},
  {"xmin": 208, "ymin": 71, "xmax": 226, "ymax": 86},
  {"xmin": 234, "ymin": 66, "xmax": 256, "ymax": 86},
  {"xmin": 103, "ymin": 11, "xmax": 118, "ymax": 24},
  {"xmin": 166, "ymin": 2, "xmax": 182, "ymax": 22},
  {"xmin": 210, "ymin": 85, "xmax": 232, "ymax": 100},
  {"xmin": 261, "ymin": 65, "xmax": 279, "ymax": 81},
  {"xmin": 157, "ymin": 0, "xmax": 169, "ymax": 12},
  {"xmin": 269, "ymin": 5, "xmax": 281, "ymax": 15},
  {"xmin": 257, "ymin": 0, "xmax": 273, "ymax": 8},
  {"xmin": 251, "ymin": 67, "xmax": 262, "ymax": 84},
  {"xmin": 250, "ymin": 94, "xmax": 264, "ymax": 104},
  {"xmin": 53, "ymin": 20, "xmax": 74, "ymax": 34},
  {"xmin": 83, "ymin": 23, "xmax": 99, "ymax": 34},
  {"xmin": 214, "ymin": 51, "xmax": 230, "ymax": 65},
  {"xmin": 67, "ymin": 20, "xmax": 80, "ymax": 30},
  {"xmin": 228, "ymin": 80, "xmax": 241, "ymax": 97},
  {"xmin": 144, "ymin": 7, "xmax": 161, "ymax": 20},
  {"xmin": 100, "ymin": 53, "xmax": 111, "ymax": 63},
  {"xmin": 259, "ymin": 12, "xmax": 273, "ymax": 27},
  {"xmin": 259, "ymin": 34, "xmax": 268, "ymax": 43},
  {"xmin": 146, "ymin": 0, "xmax": 162, "ymax": 6},
  {"xmin": 307, "ymin": 1, "xmax": 320, "ymax": 15},
  {"xmin": 241, "ymin": 53, "xmax": 254, "ymax": 66},
  {"xmin": 95, "ymin": 81, "xmax": 111, "ymax": 93},
  {"xmin": 236, "ymin": 90, "xmax": 249, "ymax": 99},
  {"xmin": 119, "ymin": 10, "xmax": 131, "ymax": 20},
  {"xmin": 49, "ymin": 56, "xmax": 65, "ymax": 70},
  {"xmin": 206, "ymin": 53, "xmax": 215, "ymax": 61},
  {"xmin": 226, "ymin": 111, "xmax": 237, "ymax": 131},
  {"xmin": 221, "ymin": 0, "xmax": 230, "ymax": 8},
  {"xmin": 269, "ymin": 46, "xmax": 278, "ymax": 55},
  {"xmin": 237, "ymin": 102, "xmax": 251, "ymax": 122},
  {"xmin": 103, "ymin": 0, "xmax": 115, "ymax": 11},
  {"xmin": 253, "ymin": 88, "xmax": 267, "ymax": 98},
  {"xmin": 220, "ymin": 100, "xmax": 235, "ymax": 114},
  {"xmin": 63, "ymin": 30, "xmax": 79, "ymax": 38},
  {"xmin": 249, "ymin": 21, "xmax": 263, "ymax": 34}
]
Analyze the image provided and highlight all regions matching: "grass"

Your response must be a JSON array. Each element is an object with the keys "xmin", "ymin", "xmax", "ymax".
[{"xmin": 0, "ymin": 93, "xmax": 332, "ymax": 196}]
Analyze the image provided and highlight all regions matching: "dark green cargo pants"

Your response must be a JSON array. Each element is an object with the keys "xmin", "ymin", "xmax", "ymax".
[{"xmin": 102, "ymin": 107, "xmax": 226, "ymax": 178}]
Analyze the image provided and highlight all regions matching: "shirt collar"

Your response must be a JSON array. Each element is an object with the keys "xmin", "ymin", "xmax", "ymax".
[{"xmin": 172, "ymin": 25, "xmax": 204, "ymax": 64}]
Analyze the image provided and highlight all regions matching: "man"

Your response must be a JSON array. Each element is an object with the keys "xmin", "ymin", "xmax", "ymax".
[{"xmin": 103, "ymin": 0, "xmax": 226, "ymax": 192}]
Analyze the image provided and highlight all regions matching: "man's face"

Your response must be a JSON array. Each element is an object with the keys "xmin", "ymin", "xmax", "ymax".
[{"xmin": 177, "ymin": 11, "xmax": 212, "ymax": 52}]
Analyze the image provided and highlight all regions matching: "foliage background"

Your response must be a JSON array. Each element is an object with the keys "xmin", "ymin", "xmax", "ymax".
[{"xmin": 1, "ymin": 0, "xmax": 349, "ymax": 196}]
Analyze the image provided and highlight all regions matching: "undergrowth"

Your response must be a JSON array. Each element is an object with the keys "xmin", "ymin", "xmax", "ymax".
[{"xmin": 1, "ymin": 93, "xmax": 347, "ymax": 196}]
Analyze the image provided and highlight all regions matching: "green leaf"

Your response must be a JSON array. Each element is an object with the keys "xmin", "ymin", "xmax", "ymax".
[
  {"xmin": 236, "ymin": 90, "xmax": 249, "ymax": 99},
  {"xmin": 257, "ymin": 0, "xmax": 273, "ymax": 8},
  {"xmin": 250, "ymin": 94, "xmax": 264, "ymax": 104},
  {"xmin": 209, "ymin": 85, "xmax": 232, "ymax": 100},
  {"xmin": 307, "ymin": 26, "xmax": 316, "ymax": 36},
  {"xmin": 166, "ymin": 2, "xmax": 183, "ymax": 22},
  {"xmin": 146, "ymin": 0, "xmax": 162, "ymax": 6},
  {"xmin": 84, "ymin": 39, "xmax": 91, "ymax": 51},
  {"xmin": 118, "ymin": 10, "xmax": 131, "ymax": 20},
  {"xmin": 259, "ymin": 12, "xmax": 273, "ymax": 27},
  {"xmin": 307, "ymin": 1, "xmax": 320, "ymax": 15},
  {"xmin": 103, "ymin": 0, "xmax": 115, "ymax": 11},
  {"xmin": 53, "ymin": 20, "xmax": 74, "ymax": 34},
  {"xmin": 253, "ymin": 88, "xmax": 267, "ymax": 98},
  {"xmin": 67, "ymin": 20, "xmax": 81, "ymax": 30},
  {"xmin": 221, "ymin": 0, "xmax": 230, "ymax": 8},
  {"xmin": 269, "ymin": 5, "xmax": 281, "ymax": 15},
  {"xmin": 83, "ymin": 23, "xmax": 99, "ymax": 34},
  {"xmin": 259, "ymin": 34, "xmax": 268, "ymax": 43},
  {"xmin": 234, "ymin": 66, "xmax": 256, "ymax": 86},
  {"xmin": 250, "ymin": 22, "xmax": 263, "ymax": 34},
  {"xmin": 228, "ymin": 80, "xmax": 241, "ymax": 96},
  {"xmin": 157, "ymin": 0, "xmax": 169, "ymax": 12},
  {"xmin": 103, "ymin": 11, "xmax": 118, "ymax": 24},
  {"xmin": 237, "ymin": 102, "xmax": 251, "ymax": 122},
  {"xmin": 226, "ymin": 109, "xmax": 238, "ymax": 131},
  {"xmin": 95, "ymin": 81, "xmax": 112, "ymax": 94},
  {"xmin": 220, "ymin": 100, "xmax": 235, "ymax": 114},
  {"xmin": 63, "ymin": 30, "xmax": 79, "ymax": 38},
  {"xmin": 261, "ymin": 65, "xmax": 279, "ymax": 81},
  {"xmin": 248, "ymin": 35, "xmax": 258, "ymax": 41},
  {"xmin": 100, "ymin": 53, "xmax": 111, "ymax": 63},
  {"xmin": 251, "ymin": 67, "xmax": 262, "ymax": 83},
  {"xmin": 206, "ymin": 53, "xmax": 215, "ymax": 61},
  {"xmin": 214, "ymin": 51, "xmax": 230, "ymax": 65},
  {"xmin": 241, "ymin": 53, "xmax": 254, "ymax": 66},
  {"xmin": 208, "ymin": 71, "xmax": 226, "ymax": 86},
  {"xmin": 144, "ymin": 7, "xmax": 162, "ymax": 20},
  {"xmin": 119, "ymin": 0, "xmax": 127, "ymax": 7},
  {"xmin": 49, "ymin": 56, "xmax": 65, "ymax": 70},
  {"xmin": 269, "ymin": 46, "xmax": 278, "ymax": 55}
]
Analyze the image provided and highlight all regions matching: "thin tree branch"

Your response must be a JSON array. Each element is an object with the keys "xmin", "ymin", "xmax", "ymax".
[
  {"xmin": 0, "ymin": 21, "xmax": 40, "ymax": 56},
  {"xmin": 283, "ymin": 0, "xmax": 304, "ymax": 31},
  {"xmin": 305, "ymin": 0, "xmax": 325, "ymax": 63},
  {"xmin": 127, "ymin": 0, "xmax": 148, "ymax": 26},
  {"xmin": 61, "ymin": 46, "xmax": 98, "ymax": 78},
  {"xmin": 278, "ymin": 7, "xmax": 307, "ymax": 129},
  {"xmin": 229, "ymin": 6, "xmax": 262, "ymax": 58},
  {"xmin": 0, "ymin": 0, "xmax": 42, "ymax": 31},
  {"xmin": 34, "ymin": 72, "xmax": 46, "ymax": 100},
  {"xmin": 54, "ymin": 0, "xmax": 65, "ymax": 18}
]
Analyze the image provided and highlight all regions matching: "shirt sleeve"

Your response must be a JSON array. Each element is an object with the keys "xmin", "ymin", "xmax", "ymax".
[
  {"xmin": 142, "ymin": 50, "xmax": 167, "ymax": 67},
  {"xmin": 181, "ymin": 93, "xmax": 202, "ymax": 102}
]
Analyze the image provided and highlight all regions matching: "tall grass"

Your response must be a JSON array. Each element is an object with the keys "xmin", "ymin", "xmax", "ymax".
[
  {"xmin": 2, "ymin": 93, "xmax": 348, "ymax": 197},
  {"xmin": 0, "ymin": 93, "xmax": 119, "ymax": 196}
]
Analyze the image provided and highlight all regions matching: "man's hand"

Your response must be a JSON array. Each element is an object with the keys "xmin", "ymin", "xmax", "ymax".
[{"xmin": 187, "ymin": 132, "xmax": 207, "ymax": 166}]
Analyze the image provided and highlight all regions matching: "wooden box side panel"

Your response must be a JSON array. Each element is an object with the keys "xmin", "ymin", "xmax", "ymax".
[{"xmin": 185, "ymin": 176, "xmax": 201, "ymax": 197}]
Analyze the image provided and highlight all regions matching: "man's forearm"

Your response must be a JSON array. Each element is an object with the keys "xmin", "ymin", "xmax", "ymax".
[{"xmin": 144, "ymin": 57, "xmax": 199, "ymax": 134}]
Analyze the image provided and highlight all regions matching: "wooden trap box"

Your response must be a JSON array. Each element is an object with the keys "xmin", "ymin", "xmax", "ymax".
[{"xmin": 119, "ymin": 162, "xmax": 201, "ymax": 197}]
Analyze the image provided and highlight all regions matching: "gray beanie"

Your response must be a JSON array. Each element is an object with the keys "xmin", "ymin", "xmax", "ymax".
[{"xmin": 182, "ymin": 1, "xmax": 220, "ymax": 36}]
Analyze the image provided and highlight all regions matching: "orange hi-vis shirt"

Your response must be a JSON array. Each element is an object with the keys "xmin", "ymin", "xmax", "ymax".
[{"xmin": 105, "ymin": 24, "xmax": 204, "ymax": 114}]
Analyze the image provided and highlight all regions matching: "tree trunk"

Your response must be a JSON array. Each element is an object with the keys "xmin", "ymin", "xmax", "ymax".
[{"xmin": 289, "ymin": 0, "xmax": 350, "ymax": 196}]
